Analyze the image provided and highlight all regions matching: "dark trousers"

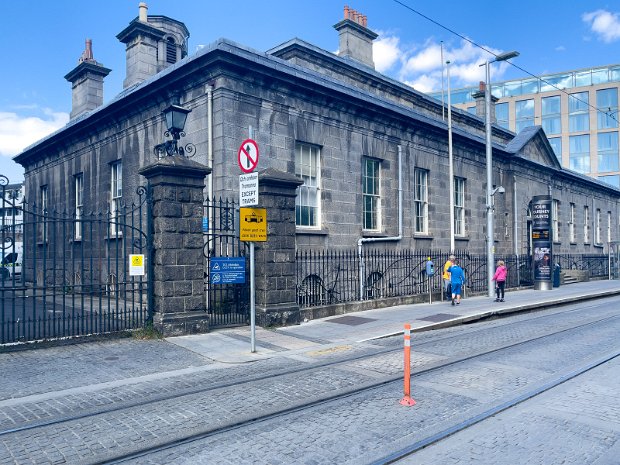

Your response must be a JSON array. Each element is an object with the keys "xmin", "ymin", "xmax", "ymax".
[{"xmin": 496, "ymin": 281, "xmax": 505, "ymax": 299}]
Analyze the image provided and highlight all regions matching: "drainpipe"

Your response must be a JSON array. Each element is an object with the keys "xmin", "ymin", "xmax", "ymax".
[
  {"xmin": 513, "ymin": 175, "xmax": 519, "ymax": 282},
  {"xmin": 358, "ymin": 145, "xmax": 403, "ymax": 300},
  {"xmin": 206, "ymin": 83, "xmax": 214, "ymax": 201}
]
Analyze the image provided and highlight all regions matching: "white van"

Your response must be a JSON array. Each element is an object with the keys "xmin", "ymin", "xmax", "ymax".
[{"xmin": 0, "ymin": 242, "xmax": 22, "ymax": 279}]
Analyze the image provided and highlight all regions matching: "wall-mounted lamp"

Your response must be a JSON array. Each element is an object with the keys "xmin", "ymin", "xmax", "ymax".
[{"xmin": 154, "ymin": 104, "xmax": 195, "ymax": 158}]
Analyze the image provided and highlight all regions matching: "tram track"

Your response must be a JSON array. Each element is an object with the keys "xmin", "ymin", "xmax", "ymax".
[
  {"xmin": 0, "ymin": 301, "xmax": 611, "ymax": 437},
  {"xmin": 1, "ymin": 306, "xmax": 617, "ymax": 464}
]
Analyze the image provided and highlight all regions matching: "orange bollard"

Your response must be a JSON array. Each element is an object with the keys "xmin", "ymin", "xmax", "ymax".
[{"xmin": 399, "ymin": 323, "xmax": 416, "ymax": 406}]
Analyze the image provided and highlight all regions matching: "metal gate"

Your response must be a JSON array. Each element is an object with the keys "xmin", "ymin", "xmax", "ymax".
[
  {"xmin": 203, "ymin": 197, "xmax": 250, "ymax": 327},
  {"xmin": 1, "ymin": 176, "xmax": 151, "ymax": 344}
]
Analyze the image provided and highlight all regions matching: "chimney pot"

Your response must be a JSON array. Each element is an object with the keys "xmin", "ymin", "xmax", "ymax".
[
  {"xmin": 139, "ymin": 2, "xmax": 148, "ymax": 22},
  {"xmin": 479, "ymin": 81, "xmax": 486, "ymax": 92}
]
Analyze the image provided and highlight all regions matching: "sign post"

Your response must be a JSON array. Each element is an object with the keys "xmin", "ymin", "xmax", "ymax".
[
  {"xmin": 238, "ymin": 129, "xmax": 263, "ymax": 352},
  {"xmin": 531, "ymin": 195, "xmax": 552, "ymax": 290}
]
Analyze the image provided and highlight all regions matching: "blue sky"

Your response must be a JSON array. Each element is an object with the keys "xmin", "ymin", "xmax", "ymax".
[{"xmin": 2, "ymin": 0, "xmax": 619, "ymax": 182}]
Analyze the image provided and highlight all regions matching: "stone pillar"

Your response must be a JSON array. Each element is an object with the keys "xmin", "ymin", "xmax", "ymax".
[
  {"xmin": 139, "ymin": 156, "xmax": 211, "ymax": 336},
  {"xmin": 254, "ymin": 168, "xmax": 303, "ymax": 326}
]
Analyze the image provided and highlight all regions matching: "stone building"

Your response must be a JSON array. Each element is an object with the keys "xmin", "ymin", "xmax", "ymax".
[{"xmin": 14, "ymin": 4, "xmax": 620, "ymax": 265}]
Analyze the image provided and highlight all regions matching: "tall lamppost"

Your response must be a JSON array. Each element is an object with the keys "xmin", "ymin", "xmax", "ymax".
[{"xmin": 482, "ymin": 50, "xmax": 519, "ymax": 298}]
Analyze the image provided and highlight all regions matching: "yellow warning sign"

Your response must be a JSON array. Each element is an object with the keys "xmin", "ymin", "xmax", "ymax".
[
  {"xmin": 240, "ymin": 208, "xmax": 267, "ymax": 242},
  {"xmin": 129, "ymin": 254, "xmax": 145, "ymax": 276}
]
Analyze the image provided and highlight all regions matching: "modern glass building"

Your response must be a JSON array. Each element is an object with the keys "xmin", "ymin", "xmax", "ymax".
[{"xmin": 429, "ymin": 64, "xmax": 620, "ymax": 188}]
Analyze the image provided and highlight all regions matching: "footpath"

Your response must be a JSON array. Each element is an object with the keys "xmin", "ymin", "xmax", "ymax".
[{"xmin": 168, "ymin": 279, "xmax": 620, "ymax": 363}]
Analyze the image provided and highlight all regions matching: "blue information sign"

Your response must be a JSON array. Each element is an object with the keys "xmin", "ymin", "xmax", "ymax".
[
  {"xmin": 210, "ymin": 257, "xmax": 246, "ymax": 284},
  {"xmin": 202, "ymin": 217, "xmax": 209, "ymax": 232}
]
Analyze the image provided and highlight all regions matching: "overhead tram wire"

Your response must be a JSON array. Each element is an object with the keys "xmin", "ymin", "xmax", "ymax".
[{"xmin": 391, "ymin": 0, "xmax": 619, "ymax": 123}]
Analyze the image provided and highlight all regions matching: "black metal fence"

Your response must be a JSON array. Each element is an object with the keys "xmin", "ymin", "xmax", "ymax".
[
  {"xmin": 203, "ymin": 197, "xmax": 250, "ymax": 327},
  {"xmin": 296, "ymin": 248, "xmax": 609, "ymax": 308},
  {"xmin": 1, "ymin": 178, "xmax": 150, "ymax": 344}
]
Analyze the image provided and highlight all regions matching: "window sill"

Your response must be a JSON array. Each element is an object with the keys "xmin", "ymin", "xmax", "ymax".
[
  {"xmin": 296, "ymin": 228, "xmax": 328, "ymax": 236},
  {"xmin": 105, "ymin": 235, "xmax": 123, "ymax": 241},
  {"xmin": 455, "ymin": 235, "xmax": 470, "ymax": 242},
  {"xmin": 413, "ymin": 234, "xmax": 433, "ymax": 240},
  {"xmin": 362, "ymin": 231, "xmax": 389, "ymax": 238}
]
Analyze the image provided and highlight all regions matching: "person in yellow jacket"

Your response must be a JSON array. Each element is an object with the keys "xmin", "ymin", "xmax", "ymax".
[{"xmin": 442, "ymin": 254, "xmax": 456, "ymax": 300}]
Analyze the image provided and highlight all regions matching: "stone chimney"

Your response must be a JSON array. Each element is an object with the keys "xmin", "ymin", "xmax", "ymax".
[
  {"xmin": 64, "ymin": 39, "xmax": 111, "ymax": 119},
  {"xmin": 116, "ymin": 2, "xmax": 190, "ymax": 89},
  {"xmin": 472, "ymin": 81, "xmax": 498, "ymax": 123},
  {"xmin": 333, "ymin": 5, "xmax": 378, "ymax": 69}
]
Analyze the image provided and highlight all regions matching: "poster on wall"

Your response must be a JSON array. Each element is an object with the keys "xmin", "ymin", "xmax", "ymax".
[{"xmin": 531, "ymin": 195, "xmax": 552, "ymax": 283}]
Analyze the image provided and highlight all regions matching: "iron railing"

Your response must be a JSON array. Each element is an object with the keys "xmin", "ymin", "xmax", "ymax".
[
  {"xmin": 296, "ymin": 248, "xmax": 609, "ymax": 308},
  {"xmin": 1, "ymin": 177, "xmax": 150, "ymax": 344},
  {"xmin": 203, "ymin": 197, "xmax": 250, "ymax": 327}
]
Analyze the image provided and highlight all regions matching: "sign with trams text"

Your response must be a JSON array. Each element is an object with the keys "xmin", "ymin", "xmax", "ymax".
[
  {"xmin": 239, "ymin": 172, "xmax": 259, "ymax": 207},
  {"xmin": 239, "ymin": 207, "xmax": 267, "ymax": 242}
]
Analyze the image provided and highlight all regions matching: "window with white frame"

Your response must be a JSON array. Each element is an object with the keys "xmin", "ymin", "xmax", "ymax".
[
  {"xmin": 584, "ymin": 205, "xmax": 590, "ymax": 243},
  {"xmin": 75, "ymin": 174, "xmax": 84, "ymax": 240},
  {"xmin": 295, "ymin": 143, "xmax": 321, "ymax": 228},
  {"xmin": 413, "ymin": 168, "xmax": 428, "ymax": 234},
  {"xmin": 595, "ymin": 208, "xmax": 602, "ymax": 244},
  {"xmin": 552, "ymin": 199, "xmax": 560, "ymax": 242},
  {"xmin": 362, "ymin": 158, "xmax": 380, "ymax": 231},
  {"xmin": 110, "ymin": 161, "xmax": 122, "ymax": 237},
  {"xmin": 454, "ymin": 177, "xmax": 465, "ymax": 236},
  {"xmin": 569, "ymin": 203, "xmax": 576, "ymax": 243}
]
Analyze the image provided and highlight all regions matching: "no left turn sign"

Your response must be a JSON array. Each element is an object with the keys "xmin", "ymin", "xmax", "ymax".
[{"xmin": 238, "ymin": 139, "xmax": 259, "ymax": 173}]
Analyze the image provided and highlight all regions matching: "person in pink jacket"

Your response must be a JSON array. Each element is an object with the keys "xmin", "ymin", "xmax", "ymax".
[{"xmin": 492, "ymin": 260, "xmax": 507, "ymax": 302}]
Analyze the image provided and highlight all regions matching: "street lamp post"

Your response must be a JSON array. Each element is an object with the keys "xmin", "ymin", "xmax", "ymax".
[
  {"xmin": 483, "ymin": 50, "xmax": 519, "ymax": 298},
  {"xmin": 447, "ymin": 60, "xmax": 455, "ymax": 253}
]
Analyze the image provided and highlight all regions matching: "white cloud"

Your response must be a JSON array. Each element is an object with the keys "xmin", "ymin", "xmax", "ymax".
[
  {"xmin": 373, "ymin": 35, "xmax": 402, "ymax": 73},
  {"xmin": 386, "ymin": 37, "xmax": 508, "ymax": 92},
  {"xmin": 583, "ymin": 10, "xmax": 620, "ymax": 43},
  {"xmin": 0, "ymin": 108, "xmax": 68, "ymax": 158}
]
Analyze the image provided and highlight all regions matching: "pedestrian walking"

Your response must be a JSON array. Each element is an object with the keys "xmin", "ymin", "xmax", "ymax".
[
  {"xmin": 442, "ymin": 254, "xmax": 455, "ymax": 301},
  {"xmin": 492, "ymin": 259, "xmax": 507, "ymax": 302},
  {"xmin": 448, "ymin": 258, "xmax": 465, "ymax": 305}
]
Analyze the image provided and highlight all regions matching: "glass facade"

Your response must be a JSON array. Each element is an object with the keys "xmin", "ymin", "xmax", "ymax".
[
  {"xmin": 599, "ymin": 174, "xmax": 620, "ymax": 187},
  {"xmin": 569, "ymin": 92, "xmax": 589, "ymax": 133},
  {"xmin": 515, "ymin": 99, "xmax": 535, "ymax": 133},
  {"xmin": 569, "ymin": 135, "xmax": 590, "ymax": 173},
  {"xmin": 541, "ymin": 96, "xmax": 561, "ymax": 135},
  {"xmin": 597, "ymin": 131, "xmax": 619, "ymax": 172},
  {"xmin": 597, "ymin": 88, "xmax": 618, "ymax": 129},
  {"xmin": 548, "ymin": 137, "xmax": 562, "ymax": 159},
  {"xmin": 495, "ymin": 102, "xmax": 509, "ymax": 129},
  {"xmin": 429, "ymin": 64, "xmax": 620, "ymax": 104}
]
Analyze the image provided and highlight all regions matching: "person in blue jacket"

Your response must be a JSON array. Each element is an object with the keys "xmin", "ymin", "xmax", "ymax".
[{"xmin": 448, "ymin": 258, "xmax": 465, "ymax": 305}]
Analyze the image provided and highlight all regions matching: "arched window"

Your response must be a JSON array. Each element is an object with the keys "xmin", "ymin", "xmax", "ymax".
[{"xmin": 166, "ymin": 37, "xmax": 176, "ymax": 64}]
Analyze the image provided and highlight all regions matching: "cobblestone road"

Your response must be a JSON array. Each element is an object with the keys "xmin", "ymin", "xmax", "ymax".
[{"xmin": 0, "ymin": 299, "xmax": 618, "ymax": 464}]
